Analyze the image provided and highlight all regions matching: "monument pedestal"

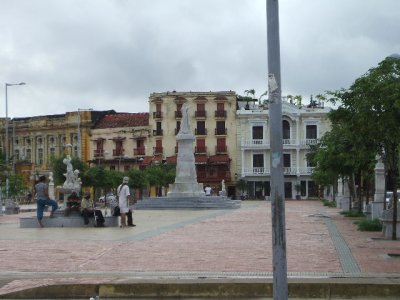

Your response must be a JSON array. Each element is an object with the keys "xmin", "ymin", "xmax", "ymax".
[
  {"xmin": 137, "ymin": 103, "xmax": 240, "ymax": 210},
  {"xmin": 371, "ymin": 201, "xmax": 385, "ymax": 219},
  {"xmin": 381, "ymin": 207, "xmax": 400, "ymax": 239}
]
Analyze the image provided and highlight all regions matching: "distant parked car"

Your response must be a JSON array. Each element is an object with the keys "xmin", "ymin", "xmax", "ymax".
[{"xmin": 385, "ymin": 191, "xmax": 400, "ymax": 208}]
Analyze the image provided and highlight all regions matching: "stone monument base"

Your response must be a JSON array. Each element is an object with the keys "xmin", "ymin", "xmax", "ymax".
[
  {"xmin": 167, "ymin": 182, "xmax": 206, "ymax": 198},
  {"xmin": 371, "ymin": 201, "xmax": 385, "ymax": 219},
  {"xmin": 380, "ymin": 207, "xmax": 400, "ymax": 240},
  {"xmin": 135, "ymin": 196, "xmax": 241, "ymax": 210}
]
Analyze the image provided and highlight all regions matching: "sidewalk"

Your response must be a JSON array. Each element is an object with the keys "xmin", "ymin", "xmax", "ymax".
[{"xmin": 0, "ymin": 200, "xmax": 399, "ymax": 299}]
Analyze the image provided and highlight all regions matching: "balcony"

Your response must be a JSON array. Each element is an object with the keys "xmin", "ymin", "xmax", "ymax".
[
  {"xmin": 195, "ymin": 110, "xmax": 207, "ymax": 118},
  {"xmin": 215, "ymin": 128, "xmax": 227, "ymax": 135},
  {"xmin": 195, "ymin": 128, "xmax": 207, "ymax": 135},
  {"xmin": 94, "ymin": 149, "xmax": 105, "ymax": 158},
  {"xmin": 242, "ymin": 167, "xmax": 315, "ymax": 176},
  {"xmin": 283, "ymin": 139, "xmax": 296, "ymax": 145},
  {"xmin": 301, "ymin": 139, "xmax": 318, "ymax": 145},
  {"xmin": 153, "ymin": 111, "xmax": 162, "ymax": 119},
  {"xmin": 153, "ymin": 129, "xmax": 163, "ymax": 136},
  {"xmin": 153, "ymin": 146, "xmax": 163, "ymax": 155},
  {"xmin": 215, "ymin": 145, "xmax": 227, "ymax": 153},
  {"xmin": 113, "ymin": 149, "xmax": 125, "ymax": 157},
  {"xmin": 195, "ymin": 146, "xmax": 207, "ymax": 154},
  {"xmin": 175, "ymin": 111, "xmax": 182, "ymax": 118},
  {"xmin": 241, "ymin": 139, "xmax": 270, "ymax": 149},
  {"xmin": 197, "ymin": 170, "xmax": 231, "ymax": 182},
  {"xmin": 214, "ymin": 110, "xmax": 227, "ymax": 118},
  {"xmin": 134, "ymin": 147, "xmax": 145, "ymax": 156}
]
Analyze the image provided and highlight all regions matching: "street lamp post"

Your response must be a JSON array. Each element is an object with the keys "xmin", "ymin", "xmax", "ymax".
[{"xmin": 4, "ymin": 82, "xmax": 26, "ymax": 200}]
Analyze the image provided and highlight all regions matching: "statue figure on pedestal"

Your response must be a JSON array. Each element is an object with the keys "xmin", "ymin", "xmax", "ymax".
[{"xmin": 179, "ymin": 102, "xmax": 190, "ymax": 134}]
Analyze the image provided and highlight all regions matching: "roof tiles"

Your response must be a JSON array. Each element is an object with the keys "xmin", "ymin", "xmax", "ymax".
[{"xmin": 95, "ymin": 113, "xmax": 149, "ymax": 129}]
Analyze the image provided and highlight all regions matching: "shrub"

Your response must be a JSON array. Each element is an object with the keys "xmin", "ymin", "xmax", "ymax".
[
  {"xmin": 322, "ymin": 199, "xmax": 336, "ymax": 207},
  {"xmin": 341, "ymin": 210, "xmax": 365, "ymax": 218},
  {"xmin": 354, "ymin": 219, "xmax": 382, "ymax": 231}
]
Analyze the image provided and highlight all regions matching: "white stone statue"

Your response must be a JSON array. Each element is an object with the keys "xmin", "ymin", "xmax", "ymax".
[
  {"xmin": 179, "ymin": 103, "xmax": 190, "ymax": 134},
  {"xmin": 62, "ymin": 155, "xmax": 81, "ymax": 191},
  {"xmin": 48, "ymin": 172, "xmax": 55, "ymax": 199}
]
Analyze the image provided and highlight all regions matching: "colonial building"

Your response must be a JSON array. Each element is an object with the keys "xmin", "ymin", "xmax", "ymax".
[
  {"xmin": 236, "ymin": 99, "xmax": 331, "ymax": 199},
  {"xmin": 0, "ymin": 110, "xmax": 114, "ymax": 183},
  {"xmin": 147, "ymin": 91, "xmax": 238, "ymax": 196},
  {"xmin": 89, "ymin": 113, "xmax": 150, "ymax": 170}
]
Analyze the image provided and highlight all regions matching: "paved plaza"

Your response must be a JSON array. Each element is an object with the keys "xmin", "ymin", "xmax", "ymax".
[{"xmin": 0, "ymin": 200, "xmax": 399, "ymax": 299}]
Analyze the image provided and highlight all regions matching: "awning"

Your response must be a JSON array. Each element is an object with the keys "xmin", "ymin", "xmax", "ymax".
[
  {"xmin": 166, "ymin": 155, "xmax": 177, "ymax": 165},
  {"xmin": 208, "ymin": 154, "xmax": 230, "ymax": 164},
  {"xmin": 140, "ymin": 156, "xmax": 153, "ymax": 165},
  {"xmin": 152, "ymin": 154, "xmax": 163, "ymax": 164},
  {"xmin": 195, "ymin": 154, "xmax": 208, "ymax": 164}
]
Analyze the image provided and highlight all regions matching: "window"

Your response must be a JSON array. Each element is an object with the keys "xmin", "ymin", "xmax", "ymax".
[
  {"xmin": 38, "ymin": 148, "xmax": 44, "ymax": 164},
  {"xmin": 216, "ymin": 121, "xmax": 226, "ymax": 135},
  {"xmin": 14, "ymin": 149, "xmax": 19, "ymax": 161},
  {"xmin": 115, "ymin": 140, "xmax": 123, "ymax": 156},
  {"xmin": 155, "ymin": 139, "xmax": 163, "ymax": 154},
  {"xmin": 196, "ymin": 139, "xmax": 206, "ymax": 153},
  {"xmin": 253, "ymin": 154, "xmax": 264, "ymax": 168},
  {"xmin": 49, "ymin": 147, "xmax": 56, "ymax": 157},
  {"xmin": 283, "ymin": 120, "xmax": 290, "ymax": 139},
  {"xmin": 306, "ymin": 125, "xmax": 317, "ymax": 139},
  {"xmin": 196, "ymin": 103, "xmax": 206, "ymax": 118},
  {"xmin": 216, "ymin": 138, "xmax": 226, "ymax": 153},
  {"xmin": 196, "ymin": 121, "xmax": 206, "ymax": 135},
  {"xmin": 283, "ymin": 153, "xmax": 291, "ymax": 167},
  {"xmin": 252, "ymin": 126, "xmax": 263, "ymax": 140},
  {"xmin": 26, "ymin": 149, "xmax": 32, "ymax": 162}
]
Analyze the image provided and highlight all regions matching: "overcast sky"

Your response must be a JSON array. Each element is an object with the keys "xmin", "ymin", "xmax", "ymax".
[{"xmin": 1, "ymin": 0, "xmax": 399, "ymax": 118}]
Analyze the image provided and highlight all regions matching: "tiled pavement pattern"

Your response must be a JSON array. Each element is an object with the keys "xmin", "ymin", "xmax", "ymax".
[{"xmin": 0, "ymin": 200, "xmax": 399, "ymax": 297}]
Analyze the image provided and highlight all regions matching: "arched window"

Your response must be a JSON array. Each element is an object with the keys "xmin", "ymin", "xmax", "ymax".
[{"xmin": 282, "ymin": 120, "xmax": 290, "ymax": 140}]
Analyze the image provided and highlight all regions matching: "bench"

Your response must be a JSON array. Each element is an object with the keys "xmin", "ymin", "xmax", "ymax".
[{"xmin": 19, "ymin": 209, "xmax": 119, "ymax": 228}]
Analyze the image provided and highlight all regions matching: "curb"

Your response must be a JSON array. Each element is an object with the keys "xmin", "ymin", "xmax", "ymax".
[{"xmin": 1, "ymin": 278, "xmax": 400, "ymax": 299}]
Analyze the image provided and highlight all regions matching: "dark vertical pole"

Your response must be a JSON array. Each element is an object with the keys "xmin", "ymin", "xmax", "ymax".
[{"xmin": 266, "ymin": 0, "xmax": 288, "ymax": 299}]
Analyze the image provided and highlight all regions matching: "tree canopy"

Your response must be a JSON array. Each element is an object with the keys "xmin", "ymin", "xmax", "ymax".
[{"xmin": 313, "ymin": 55, "xmax": 400, "ymax": 239}]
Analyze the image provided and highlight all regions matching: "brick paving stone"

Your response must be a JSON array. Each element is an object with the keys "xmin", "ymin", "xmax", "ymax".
[{"xmin": 0, "ymin": 200, "xmax": 399, "ymax": 296}]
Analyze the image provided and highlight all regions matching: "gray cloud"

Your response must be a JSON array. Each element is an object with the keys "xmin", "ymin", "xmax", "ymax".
[{"xmin": 0, "ymin": 0, "xmax": 399, "ymax": 117}]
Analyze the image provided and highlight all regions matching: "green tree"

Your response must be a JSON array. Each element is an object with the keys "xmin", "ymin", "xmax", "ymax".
[
  {"xmin": 145, "ymin": 164, "xmax": 176, "ymax": 196},
  {"xmin": 328, "ymin": 55, "xmax": 400, "ymax": 239},
  {"xmin": 126, "ymin": 168, "xmax": 148, "ymax": 200},
  {"xmin": 82, "ymin": 166, "xmax": 108, "ymax": 198}
]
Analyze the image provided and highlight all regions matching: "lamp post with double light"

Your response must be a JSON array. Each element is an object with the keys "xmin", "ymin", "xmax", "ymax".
[{"xmin": 4, "ymin": 82, "xmax": 26, "ymax": 200}]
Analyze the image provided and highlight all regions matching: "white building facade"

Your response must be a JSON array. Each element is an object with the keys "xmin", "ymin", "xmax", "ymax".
[{"xmin": 236, "ymin": 100, "xmax": 331, "ymax": 200}]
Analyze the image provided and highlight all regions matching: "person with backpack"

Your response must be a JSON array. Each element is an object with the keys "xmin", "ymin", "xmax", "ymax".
[
  {"xmin": 117, "ymin": 176, "xmax": 135, "ymax": 228},
  {"xmin": 81, "ymin": 192, "xmax": 105, "ymax": 227}
]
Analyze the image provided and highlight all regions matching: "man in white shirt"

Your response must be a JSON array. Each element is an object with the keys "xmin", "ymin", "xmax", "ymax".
[
  {"xmin": 205, "ymin": 185, "xmax": 212, "ymax": 196},
  {"xmin": 117, "ymin": 176, "xmax": 132, "ymax": 228}
]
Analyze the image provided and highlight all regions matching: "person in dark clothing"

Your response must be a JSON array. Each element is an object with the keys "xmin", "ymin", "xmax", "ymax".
[
  {"xmin": 80, "ymin": 192, "xmax": 105, "ymax": 227},
  {"xmin": 64, "ymin": 191, "xmax": 81, "ymax": 216}
]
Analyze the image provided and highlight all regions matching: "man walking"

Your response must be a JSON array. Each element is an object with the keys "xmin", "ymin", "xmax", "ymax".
[{"xmin": 117, "ymin": 176, "xmax": 135, "ymax": 228}]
